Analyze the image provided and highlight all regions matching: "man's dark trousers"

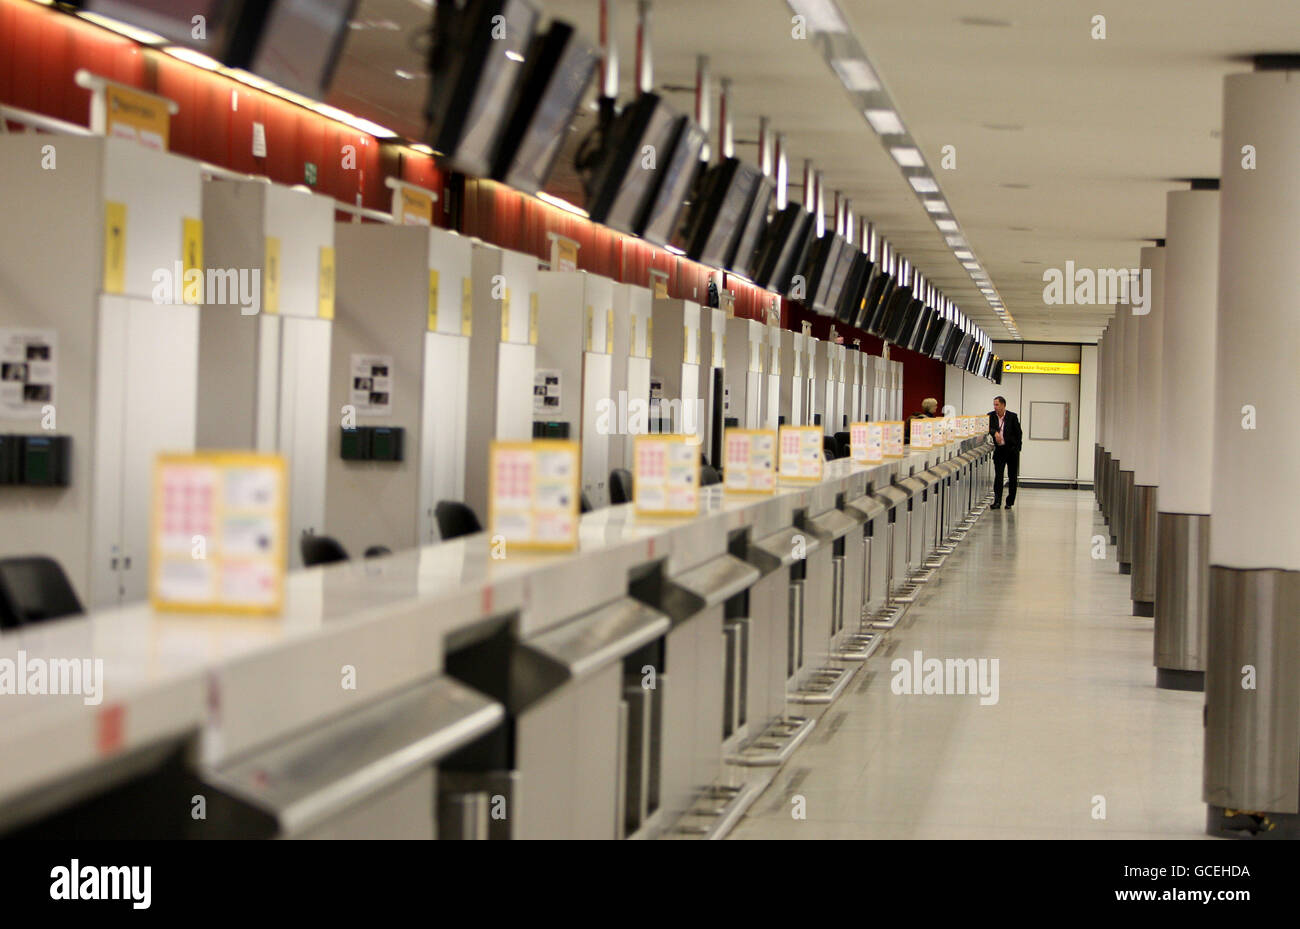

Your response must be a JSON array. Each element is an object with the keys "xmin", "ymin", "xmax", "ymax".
[{"xmin": 993, "ymin": 446, "xmax": 1019, "ymax": 507}]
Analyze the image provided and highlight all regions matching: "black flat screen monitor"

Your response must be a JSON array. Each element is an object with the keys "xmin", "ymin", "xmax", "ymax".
[
  {"xmin": 862, "ymin": 273, "xmax": 893, "ymax": 335},
  {"xmin": 921, "ymin": 314, "xmax": 949, "ymax": 358},
  {"xmin": 426, "ymin": 0, "xmax": 539, "ymax": 178},
  {"xmin": 245, "ymin": 0, "xmax": 358, "ymax": 100},
  {"xmin": 821, "ymin": 239, "xmax": 856, "ymax": 317},
  {"xmin": 877, "ymin": 283, "xmax": 913, "ymax": 342},
  {"xmin": 953, "ymin": 334, "xmax": 975, "ymax": 370},
  {"xmin": 727, "ymin": 175, "xmax": 774, "ymax": 278},
  {"xmin": 584, "ymin": 93, "xmax": 682, "ymax": 234},
  {"xmin": 993, "ymin": 358, "xmax": 1004, "ymax": 383},
  {"xmin": 681, "ymin": 158, "xmax": 763, "ymax": 269},
  {"xmin": 493, "ymin": 21, "xmax": 600, "ymax": 195},
  {"xmin": 81, "ymin": 0, "xmax": 247, "ymax": 59},
  {"xmin": 801, "ymin": 234, "xmax": 846, "ymax": 316},
  {"xmin": 941, "ymin": 329, "xmax": 963, "ymax": 365},
  {"xmin": 753, "ymin": 204, "xmax": 814, "ymax": 295},
  {"xmin": 636, "ymin": 118, "xmax": 705, "ymax": 246},
  {"xmin": 928, "ymin": 320, "xmax": 954, "ymax": 360},
  {"xmin": 906, "ymin": 306, "xmax": 935, "ymax": 352},
  {"xmin": 834, "ymin": 254, "xmax": 871, "ymax": 325},
  {"xmin": 888, "ymin": 296, "xmax": 923, "ymax": 346}
]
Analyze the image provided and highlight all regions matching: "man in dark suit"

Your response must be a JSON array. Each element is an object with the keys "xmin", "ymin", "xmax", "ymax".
[{"xmin": 988, "ymin": 396, "xmax": 1022, "ymax": 509}]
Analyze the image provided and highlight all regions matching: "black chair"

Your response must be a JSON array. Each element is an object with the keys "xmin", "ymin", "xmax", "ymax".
[
  {"xmin": 609, "ymin": 468, "xmax": 633, "ymax": 505},
  {"xmin": 0, "ymin": 556, "xmax": 85, "ymax": 628},
  {"xmin": 301, "ymin": 534, "xmax": 350, "ymax": 567},
  {"xmin": 834, "ymin": 431, "xmax": 852, "ymax": 459},
  {"xmin": 580, "ymin": 492, "xmax": 593, "ymax": 514},
  {"xmin": 701, "ymin": 464, "xmax": 722, "ymax": 486},
  {"xmin": 363, "ymin": 546, "xmax": 392, "ymax": 559},
  {"xmin": 823, "ymin": 436, "xmax": 839, "ymax": 460},
  {"xmin": 435, "ymin": 501, "xmax": 482, "ymax": 540}
]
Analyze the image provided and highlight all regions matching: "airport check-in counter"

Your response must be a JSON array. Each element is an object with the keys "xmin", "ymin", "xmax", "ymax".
[{"xmin": 2, "ymin": 440, "xmax": 991, "ymax": 840}]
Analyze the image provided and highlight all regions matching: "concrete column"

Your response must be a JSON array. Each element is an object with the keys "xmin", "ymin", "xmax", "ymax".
[
  {"xmin": 1154, "ymin": 188, "xmax": 1219, "ymax": 692},
  {"xmin": 1114, "ymin": 292, "xmax": 1137, "ymax": 572},
  {"xmin": 1130, "ymin": 246, "xmax": 1165, "ymax": 614},
  {"xmin": 1203, "ymin": 65, "xmax": 1300, "ymax": 839}
]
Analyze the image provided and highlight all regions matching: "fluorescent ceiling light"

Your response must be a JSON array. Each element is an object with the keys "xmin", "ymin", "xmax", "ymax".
[
  {"xmin": 944, "ymin": 235, "xmax": 965, "ymax": 248},
  {"xmin": 923, "ymin": 199, "xmax": 948, "ymax": 213},
  {"xmin": 164, "ymin": 47, "xmax": 221, "ymax": 71},
  {"xmin": 789, "ymin": 0, "xmax": 850, "ymax": 34},
  {"xmin": 890, "ymin": 146, "xmax": 924, "ymax": 167},
  {"xmin": 935, "ymin": 218, "xmax": 959, "ymax": 232},
  {"xmin": 962, "ymin": 262, "xmax": 980, "ymax": 270},
  {"xmin": 505, "ymin": 50, "xmax": 525, "ymax": 63},
  {"xmin": 831, "ymin": 58, "xmax": 880, "ymax": 91},
  {"xmin": 953, "ymin": 249, "xmax": 974, "ymax": 260},
  {"xmin": 864, "ymin": 108, "xmax": 905, "ymax": 135},
  {"xmin": 908, "ymin": 175, "xmax": 939, "ymax": 193},
  {"xmin": 665, "ymin": 244, "xmax": 686, "ymax": 256},
  {"xmin": 409, "ymin": 143, "xmax": 435, "ymax": 155}
]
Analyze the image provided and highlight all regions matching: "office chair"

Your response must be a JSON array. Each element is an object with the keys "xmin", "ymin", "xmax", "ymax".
[
  {"xmin": 823, "ymin": 436, "xmax": 839, "ymax": 460},
  {"xmin": 580, "ymin": 492, "xmax": 593, "ymax": 514},
  {"xmin": 0, "ymin": 556, "xmax": 85, "ymax": 628},
  {"xmin": 435, "ymin": 501, "xmax": 482, "ymax": 540},
  {"xmin": 363, "ymin": 546, "xmax": 392, "ymax": 558},
  {"xmin": 834, "ymin": 431, "xmax": 851, "ymax": 459},
  {"xmin": 701, "ymin": 464, "xmax": 722, "ymax": 486},
  {"xmin": 301, "ymin": 534, "xmax": 350, "ymax": 567},
  {"xmin": 609, "ymin": 469, "xmax": 633, "ymax": 505}
]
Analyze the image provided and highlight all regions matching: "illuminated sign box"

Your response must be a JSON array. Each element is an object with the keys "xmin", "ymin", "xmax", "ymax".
[{"xmin": 1000, "ymin": 361, "xmax": 1080, "ymax": 375}]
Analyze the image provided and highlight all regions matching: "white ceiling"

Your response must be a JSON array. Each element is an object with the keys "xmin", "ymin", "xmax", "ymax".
[{"xmin": 330, "ymin": 0, "xmax": 1300, "ymax": 343}]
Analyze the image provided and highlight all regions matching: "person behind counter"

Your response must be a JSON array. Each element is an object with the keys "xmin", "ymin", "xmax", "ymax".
[{"xmin": 904, "ymin": 397, "xmax": 938, "ymax": 444}]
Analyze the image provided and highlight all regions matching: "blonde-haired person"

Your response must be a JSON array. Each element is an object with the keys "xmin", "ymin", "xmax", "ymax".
[{"xmin": 904, "ymin": 397, "xmax": 939, "ymax": 443}]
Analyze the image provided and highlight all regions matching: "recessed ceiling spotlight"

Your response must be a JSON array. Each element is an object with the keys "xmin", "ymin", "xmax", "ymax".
[
  {"xmin": 890, "ymin": 146, "xmax": 925, "ymax": 167},
  {"xmin": 909, "ymin": 175, "xmax": 939, "ymax": 193},
  {"xmin": 865, "ymin": 108, "xmax": 906, "ymax": 135}
]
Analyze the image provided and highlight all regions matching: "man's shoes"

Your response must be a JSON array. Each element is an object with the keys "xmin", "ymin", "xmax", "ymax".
[
  {"xmin": 1006, "ymin": 501, "xmax": 1015, "ymax": 509},
  {"xmin": 991, "ymin": 503, "xmax": 1001, "ymax": 509}
]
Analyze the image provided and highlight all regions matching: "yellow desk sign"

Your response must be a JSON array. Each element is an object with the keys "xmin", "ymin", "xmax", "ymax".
[
  {"xmin": 851, "ymin": 421, "xmax": 883, "ymax": 464},
  {"xmin": 634, "ymin": 434, "xmax": 701, "ymax": 516},
  {"xmin": 398, "ymin": 186, "xmax": 434, "ymax": 226},
  {"xmin": 103, "ymin": 201, "xmax": 127, "ymax": 294},
  {"xmin": 779, "ymin": 425, "xmax": 824, "ymax": 482},
  {"xmin": 488, "ymin": 439, "xmax": 581, "ymax": 551},
  {"xmin": 150, "ymin": 452, "xmax": 287, "ymax": 615},
  {"xmin": 724, "ymin": 428, "xmax": 778, "ymax": 494},
  {"xmin": 910, "ymin": 417, "xmax": 934, "ymax": 450},
  {"xmin": 1001, "ymin": 360, "xmax": 1080, "ymax": 375},
  {"xmin": 882, "ymin": 421, "xmax": 905, "ymax": 458},
  {"xmin": 182, "ymin": 217, "xmax": 203, "ymax": 302},
  {"xmin": 461, "ymin": 278, "xmax": 473, "ymax": 335},
  {"xmin": 319, "ymin": 246, "xmax": 336, "ymax": 319}
]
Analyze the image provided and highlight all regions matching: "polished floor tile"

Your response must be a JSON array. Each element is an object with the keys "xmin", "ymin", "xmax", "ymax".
[{"xmin": 730, "ymin": 489, "xmax": 1208, "ymax": 840}]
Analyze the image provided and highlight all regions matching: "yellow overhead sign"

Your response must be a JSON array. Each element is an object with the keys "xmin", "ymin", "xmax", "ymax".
[{"xmin": 1001, "ymin": 360, "xmax": 1080, "ymax": 375}]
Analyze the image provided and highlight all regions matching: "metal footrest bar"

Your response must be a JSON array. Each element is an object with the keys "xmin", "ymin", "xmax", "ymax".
[
  {"xmin": 789, "ymin": 663, "xmax": 859, "ymax": 705},
  {"xmin": 725, "ymin": 715, "xmax": 817, "ymax": 767},
  {"xmin": 665, "ymin": 779, "xmax": 766, "ymax": 840},
  {"xmin": 870, "ymin": 601, "xmax": 909, "ymax": 629},
  {"xmin": 830, "ymin": 630, "xmax": 882, "ymax": 662}
]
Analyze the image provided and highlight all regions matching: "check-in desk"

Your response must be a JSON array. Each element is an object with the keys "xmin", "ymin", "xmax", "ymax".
[{"xmin": 845, "ymin": 487, "xmax": 889, "ymax": 624}]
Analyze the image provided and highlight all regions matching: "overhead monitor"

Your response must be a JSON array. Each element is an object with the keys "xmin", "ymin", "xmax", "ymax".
[
  {"xmin": 492, "ymin": 21, "xmax": 600, "ymax": 195},
  {"xmin": 862, "ymin": 272, "xmax": 894, "ymax": 335},
  {"xmin": 727, "ymin": 175, "xmax": 775, "ymax": 278},
  {"xmin": 801, "ymin": 233, "xmax": 847, "ymax": 316},
  {"xmin": 680, "ymin": 157, "xmax": 763, "ymax": 269},
  {"xmin": 583, "ymin": 93, "xmax": 682, "ymax": 235},
  {"xmin": 425, "ymin": 0, "xmax": 540, "ymax": 178},
  {"xmin": 752, "ymin": 204, "xmax": 814, "ymax": 295},
  {"xmin": 636, "ymin": 118, "xmax": 706, "ymax": 246}
]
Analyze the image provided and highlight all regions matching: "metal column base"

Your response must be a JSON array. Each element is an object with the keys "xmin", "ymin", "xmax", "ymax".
[
  {"xmin": 1156, "ymin": 668, "xmax": 1204, "ymax": 691},
  {"xmin": 1204, "ymin": 567, "xmax": 1300, "ymax": 818},
  {"xmin": 1115, "ymin": 469, "xmax": 1134, "ymax": 570},
  {"xmin": 1130, "ymin": 483, "xmax": 1159, "ymax": 604},
  {"xmin": 1132, "ymin": 600, "xmax": 1154, "ymax": 617},
  {"xmin": 1154, "ymin": 512, "xmax": 1209, "ymax": 683},
  {"xmin": 1206, "ymin": 804, "xmax": 1300, "ymax": 840},
  {"xmin": 726, "ymin": 716, "xmax": 817, "ymax": 767},
  {"xmin": 868, "ymin": 601, "xmax": 909, "ymax": 630}
]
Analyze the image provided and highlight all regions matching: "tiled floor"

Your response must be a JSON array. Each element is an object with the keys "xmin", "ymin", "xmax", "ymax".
[{"xmin": 730, "ymin": 488, "xmax": 1208, "ymax": 840}]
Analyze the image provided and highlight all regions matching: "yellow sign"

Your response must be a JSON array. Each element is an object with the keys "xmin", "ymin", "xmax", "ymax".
[
  {"xmin": 633, "ymin": 434, "xmax": 701, "ymax": 516},
  {"xmin": 723, "ymin": 428, "xmax": 778, "ymax": 495},
  {"xmin": 646, "ymin": 316, "xmax": 653, "ymax": 359},
  {"xmin": 103, "ymin": 200, "xmax": 126, "ymax": 294},
  {"xmin": 182, "ymin": 217, "xmax": 203, "ymax": 303},
  {"xmin": 318, "ymin": 246, "xmax": 336, "ymax": 319},
  {"xmin": 549, "ymin": 233, "xmax": 580, "ymax": 272},
  {"xmin": 427, "ymin": 269, "xmax": 440, "ymax": 330},
  {"xmin": 529, "ymin": 294, "xmax": 539, "ymax": 345},
  {"xmin": 461, "ymin": 278, "xmax": 473, "ymax": 336},
  {"xmin": 651, "ymin": 272, "xmax": 669, "ymax": 299},
  {"xmin": 779, "ymin": 425, "xmax": 824, "ymax": 482},
  {"xmin": 585, "ymin": 306, "xmax": 594, "ymax": 352},
  {"xmin": 488, "ymin": 439, "xmax": 581, "ymax": 551},
  {"xmin": 501, "ymin": 289, "xmax": 511, "ymax": 342},
  {"xmin": 150, "ymin": 452, "xmax": 287, "ymax": 615},
  {"xmin": 1001, "ymin": 360, "xmax": 1080, "ymax": 375},
  {"xmin": 398, "ymin": 186, "xmax": 434, "ymax": 226},
  {"xmin": 263, "ymin": 237, "xmax": 281, "ymax": 315},
  {"xmin": 606, "ymin": 308, "xmax": 614, "ymax": 354},
  {"xmin": 105, "ymin": 83, "xmax": 170, "ymax": 151}
]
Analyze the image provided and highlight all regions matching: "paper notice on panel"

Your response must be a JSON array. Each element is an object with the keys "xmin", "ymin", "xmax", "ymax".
[
  {"xmin": 0, "ymin": 329, "xmax": 57, "ymax": 418},
  {"xmin": 489, "ymin": 440, "xmax": 580, "ymax": 551},
  {"xmin": 634, "ymin": 435, "xmax": 701, "ymax": 515},
  {"xmin": 852, "ymin": 422, "xmax": 883, "ymax": 464},
  {"xmin": 534, "ymin": 368, "xmax": 562, "ymax": 415},
  {"xmin": 883, "ymin": 422, "xmax": 904, "ymax": 458},
  {"xmin": 350, "ymin": 354, "xmax": 393, "ymax": 415},
  {"xmin": 779, "ymin": 425, "xmax": 823, "ymax": 482}
]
